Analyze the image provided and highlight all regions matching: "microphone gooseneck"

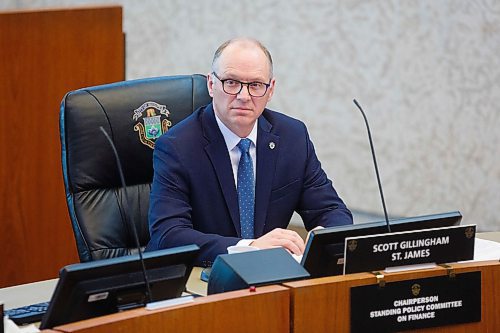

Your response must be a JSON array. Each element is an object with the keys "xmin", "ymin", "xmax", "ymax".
[
  {"xmin": 99, "ymin": 126, "xmax": 153, "ymax": 303},
  {"xmin": 352, "ymin": 99, "xmax": 391, "ymax": 233}
]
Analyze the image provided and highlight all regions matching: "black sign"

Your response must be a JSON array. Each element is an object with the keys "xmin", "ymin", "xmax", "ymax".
[
  {"xmin": 350, "ymin": 271, "xmax": 481, "ymax": 332},
  {"xmin": 344, "ymin": 225, "xmax": 475, "ymax": 274}
]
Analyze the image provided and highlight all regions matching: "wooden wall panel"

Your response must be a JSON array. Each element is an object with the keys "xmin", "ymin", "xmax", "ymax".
[{"xmin": 0, "ymin": 6, "xmax": 125, "ymax": 287}]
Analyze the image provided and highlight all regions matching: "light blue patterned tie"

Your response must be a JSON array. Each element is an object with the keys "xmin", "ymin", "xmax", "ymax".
[{"xmin": 237, "ymin": 138, "xmax": 255, "ymax": 239}]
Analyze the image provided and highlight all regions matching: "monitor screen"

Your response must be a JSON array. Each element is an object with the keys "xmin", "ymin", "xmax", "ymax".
[
  {"xmin": 301, "ymin": 211, "xmax": 462, "ymax": 278},
  {"xmin": 40, "ymin": 244, "xmax": 199, "ymax": 329}
]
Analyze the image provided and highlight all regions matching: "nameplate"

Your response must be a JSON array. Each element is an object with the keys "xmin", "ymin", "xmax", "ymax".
[
  {"xmin": 344, "ymin": 225, "xmax": 475, "ymax": 274},
  {"xmin": 350, "ymin": 271, "xmax": 481, "ymax": 332}
]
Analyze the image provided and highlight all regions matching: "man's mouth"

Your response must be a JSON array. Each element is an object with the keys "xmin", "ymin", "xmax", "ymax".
[{"xmin": 231, "ymin": 107, "xmax": 253, "ymax": 112}]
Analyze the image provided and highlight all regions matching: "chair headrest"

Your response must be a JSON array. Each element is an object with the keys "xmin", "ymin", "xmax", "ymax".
[{"xmin": 61, "ymin": 74, "xmax": 211, "ymax": 193}]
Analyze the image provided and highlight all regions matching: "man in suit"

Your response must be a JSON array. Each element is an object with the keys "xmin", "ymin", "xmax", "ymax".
[{"xmin": 147, "ymin": 37, "xmax": 352, "ymax": 266}]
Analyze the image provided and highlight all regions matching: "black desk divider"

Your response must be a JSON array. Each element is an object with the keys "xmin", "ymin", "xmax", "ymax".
[{"xmin": 208, "ymin": 248, "xmax": 310, "ymax": 294}]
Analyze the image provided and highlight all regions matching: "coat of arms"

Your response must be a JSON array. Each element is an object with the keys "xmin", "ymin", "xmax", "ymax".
[
  {"xmin": 411, "ymin": 283, "xmax": 421, "ymax": 296},
  {"xmin": 133, "ymin": 101, "xmax": 171, "ymax": 149},
  {"xmin": 347, "ymin": 239, "xmax": 358, "ymax": 252}
]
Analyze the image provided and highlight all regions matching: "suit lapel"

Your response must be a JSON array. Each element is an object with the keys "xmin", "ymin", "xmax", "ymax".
[
  {"xmin": 254, "ymin": 114, "xmax": 279, "ymax": 237},
  {"xmin": 201, "ymin": 105, "xmax": 279, "ymax": 238},
  {"xmin": 202, "ymin": 105, "xmax": 241, "ymax": 235}
]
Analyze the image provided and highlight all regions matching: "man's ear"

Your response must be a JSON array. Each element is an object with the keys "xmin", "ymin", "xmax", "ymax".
[
  {"xmin": 207, "ymin": 72, "xmax": 214, "ymax": 97},
  {"xmin": 267, "ymin": 77, "xmax": 276, "ymax": 101}
]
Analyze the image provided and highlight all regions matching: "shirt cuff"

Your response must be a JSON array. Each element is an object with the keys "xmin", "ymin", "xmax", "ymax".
[{"xmin": 235, "ymin": 239, "xmax": 255, "ymax": 247}]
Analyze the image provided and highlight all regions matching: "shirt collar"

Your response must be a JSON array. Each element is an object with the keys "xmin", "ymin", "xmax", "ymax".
[{"xmin": 215, "ymin": 114, "xmax": 258, "ymax": 151}]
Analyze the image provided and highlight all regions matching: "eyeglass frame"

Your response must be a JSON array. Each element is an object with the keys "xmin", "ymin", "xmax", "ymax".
[{"xmin": 211, "ymin": 72, "xmax": 272, "ymax": 97}]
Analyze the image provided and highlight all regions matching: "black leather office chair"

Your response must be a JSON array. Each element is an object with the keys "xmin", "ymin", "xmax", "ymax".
[{"xmin": 60, "ymin": 74, "xmax": 212, "ymax": 262}]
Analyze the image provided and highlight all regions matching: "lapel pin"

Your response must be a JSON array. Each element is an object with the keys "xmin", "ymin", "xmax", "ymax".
[{"xmin": 269, "ymin": 142, "xmax": 276, "ymax": 150}]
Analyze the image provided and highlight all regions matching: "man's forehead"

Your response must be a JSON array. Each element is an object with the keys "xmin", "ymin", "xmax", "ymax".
[
  {"xmin": 216, "ymin": 51, "xmax": 270, "ymax": 79},
  {"xmin": 215, "ymin": 41, "xmax": 270, "ymax": 71},
  {"xmin": 220, "ymin": 69, "xmax": 269, "ymax": 83}
]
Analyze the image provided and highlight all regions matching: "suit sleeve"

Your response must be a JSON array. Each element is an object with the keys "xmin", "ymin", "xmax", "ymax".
[
  {"xmin": 146, "ymin": 135, "xmax": 240, "ymax": 266},
  {"xmin": 296, "ymin": 125, "xmax": 353, "ymax": 230}
]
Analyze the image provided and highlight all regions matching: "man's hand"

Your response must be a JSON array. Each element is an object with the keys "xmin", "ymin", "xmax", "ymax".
[{"xmin": 250, "ymin": 228, "xmax": 305, "ymax": 255}]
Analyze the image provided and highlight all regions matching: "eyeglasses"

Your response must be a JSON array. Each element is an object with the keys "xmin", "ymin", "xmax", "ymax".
[{"xmin": 212, "ymin": 72, "xmax": 271, "ymax": 97}]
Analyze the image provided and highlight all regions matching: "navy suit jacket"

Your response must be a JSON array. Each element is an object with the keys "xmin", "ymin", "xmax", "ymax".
[{"xmin": 146, "ymin": 103, "xmax": 352, "ymax": 266}]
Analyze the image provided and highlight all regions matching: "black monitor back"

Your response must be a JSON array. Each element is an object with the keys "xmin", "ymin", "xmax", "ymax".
[
  {"xmin": 301, "ymin": 211, "xmax": 462, "ymax": 278},
  {"xmin": 40, "ymin": 244, "xmax": 199, "ymax": 329}
]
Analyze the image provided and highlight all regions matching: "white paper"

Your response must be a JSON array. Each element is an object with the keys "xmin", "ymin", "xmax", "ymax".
[
  {"xmin": 3, "ymin": 317, "xmax": 40, "ymax": 333},
  {"xmin": 145, "ymin": 295, "xmax": 194, "ymax": 311}
]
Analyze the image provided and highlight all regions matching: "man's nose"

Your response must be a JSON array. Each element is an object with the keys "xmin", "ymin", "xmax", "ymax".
[{"xmin": 236, "ymin": 84, "xmax": 251, "ymax": 100}]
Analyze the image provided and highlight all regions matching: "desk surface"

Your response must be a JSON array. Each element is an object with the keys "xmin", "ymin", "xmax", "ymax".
[
  {"xmin": 185, "ymin": 267, "xmax": 208, "ymax": 296},
  {"xmin": 0, "ymin": 278, "xmax": 57, "ymax": 309},
  {"xmin": 0, "ymin": 267, "xmax": 207, "ymax": 310},
  {"xmin": 1, "ymin": 232, "xmax": 498, "ymax": 310},
  {"xmin": 477, "ymin": 231, "xmax": 500, "ymax": 242}
]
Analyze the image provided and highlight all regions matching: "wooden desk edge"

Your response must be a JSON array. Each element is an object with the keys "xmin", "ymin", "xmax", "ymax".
[
  {"xmin": 49, "ymin": 284, "xmax": 289, "ymax": 332},
  {"xmin": 283, "ymin": 259, "xmax": 500, "ymax": 289}
]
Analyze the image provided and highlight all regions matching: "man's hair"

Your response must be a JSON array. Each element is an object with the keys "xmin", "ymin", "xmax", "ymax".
[{"xmin": 211, "ymin": 37, "xmax": 274, "ymax": 78}]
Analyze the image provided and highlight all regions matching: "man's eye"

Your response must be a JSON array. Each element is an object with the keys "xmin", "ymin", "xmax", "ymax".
[
  {"xmin": 250, "ymin": 82, "xmax": 264, "ymax": 89},
  {"xmin": 225, "ymin": 80, "xmax": 238, "ymax": 86}
]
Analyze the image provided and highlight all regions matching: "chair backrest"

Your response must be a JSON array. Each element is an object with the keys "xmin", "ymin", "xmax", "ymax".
[{"xmin": 60, "ymin": 74, "xmax": 212, "ymax": 262}]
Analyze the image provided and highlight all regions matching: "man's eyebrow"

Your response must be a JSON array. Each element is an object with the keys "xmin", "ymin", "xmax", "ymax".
[{"xmin": 223, "ymin": 75, "xmax": 268, "ymax": 83}]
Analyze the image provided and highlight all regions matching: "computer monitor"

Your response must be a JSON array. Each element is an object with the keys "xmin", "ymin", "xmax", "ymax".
[
  {"xmin": 40, "ymin": 244, "xmax": 199, "ymax": 329},
  {"xmin": 301, "ymin": 211, "xmax": 462, "ymax": 278}
]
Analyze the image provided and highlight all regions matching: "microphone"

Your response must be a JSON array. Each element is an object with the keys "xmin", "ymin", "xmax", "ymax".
[
  {"xmin": 352, "ymin": 99, "xmax": 391, "ymax": 233},
  {"xmin": 99, "ymin": 126, "xmax": 153, "ymax": 303}
]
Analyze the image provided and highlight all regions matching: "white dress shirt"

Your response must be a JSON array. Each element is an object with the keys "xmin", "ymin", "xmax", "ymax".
[
  {"xmin": 214, "ymin": 114, "xmax": 257, "ymax": 185},
  {"xmin": 214, "ymin": 113, "xmax": 258, "ymax": 248}
]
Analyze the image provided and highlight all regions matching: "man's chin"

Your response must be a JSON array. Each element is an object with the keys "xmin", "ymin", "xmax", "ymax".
[{"xmin": 231, "ymin": 116, "xmax": 255, "ymax": 127}]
